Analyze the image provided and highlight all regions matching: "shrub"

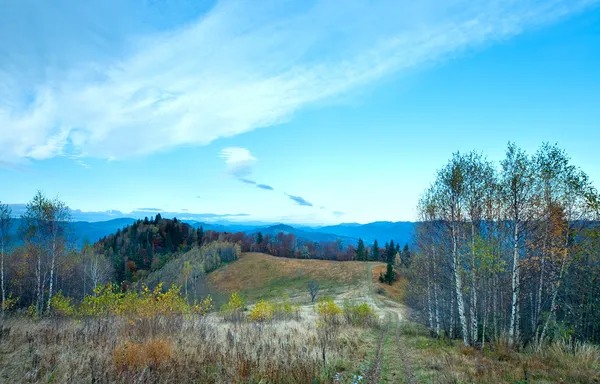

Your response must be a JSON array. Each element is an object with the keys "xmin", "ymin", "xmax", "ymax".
[
  {"xmin": 315, "ymin": 297, "xmax": 342, "ymax": 364},
  {"xmin": 342, "ymin": 300, "xmax": 377, "ymax": 327},
  {"xmin": 49, "ymin": 292, "xmax": 76, "ymax": 317},
  {"xmin": 68, "ymin": 282, "xmax": 213, "ymax": 320},
  {"xmin": 316, "ymin": 297, "xmax": 342, "ymax": 326},
  {"xmin": 249, "ymin": 300, "xmax": 274, "ymax": 322},
  {"xmin": 221, "ymin": 292, "xmax": 245, "ymax": 322}
]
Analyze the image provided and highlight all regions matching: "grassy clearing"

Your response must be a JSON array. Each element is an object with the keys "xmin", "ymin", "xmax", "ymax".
[{"xmin": 209, "ymin": 252, "xmax": 369, "ymax": 302}]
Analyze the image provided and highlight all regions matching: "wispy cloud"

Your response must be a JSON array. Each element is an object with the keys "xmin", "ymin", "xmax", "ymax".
[
  {"xmin": 332, "ymin": 211, "xmax": 345, "ymax": 217},
  {"xmin": 256, "ymin": 184, "xmax": 274, "ymax": 191},
  {"xmin": 0, "ymin": 0, "xmax": 595, "ymax": 164},
  {"xmin": 239, "ymin": 178, "xmax": 257, "ymax": 185},
  {"xmin": 286, "ymin": 194, "xmax": 313, "ymax": 207}
]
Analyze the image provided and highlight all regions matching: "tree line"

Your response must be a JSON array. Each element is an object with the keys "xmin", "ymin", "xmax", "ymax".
[
  {"xmin": 0, "ymin": 192, "xmax": 411, "ymax": 314},
  {"xmin": 408, "ymin": 142, "xmax": 600, "ymax": 348}
]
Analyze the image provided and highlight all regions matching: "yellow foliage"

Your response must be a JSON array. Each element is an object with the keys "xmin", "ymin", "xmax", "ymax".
[
  {"xmin": 342, "ymin": 300, "xmax": 377, "ymax": 327},
  {"xmin": 1, "ymin": 294, "xmax": 18, "ymax": 312},
  {"xmin": 221, "ymin": 292, "xmax": 245, "ymax": 321},
  {"xmin": 249, "ymin": 300, "xmax": 274, "ymax": 322},
  {"xmin": 49, "ymin": 292, "xmax": 76, "ymax": 317},
  {"xmin": 73, "ymin": 282, "xmax": 213, "ymax": 320},
  {"xmin": 316, "ymin": 297, "xmax": 342, "ymax": 326}
]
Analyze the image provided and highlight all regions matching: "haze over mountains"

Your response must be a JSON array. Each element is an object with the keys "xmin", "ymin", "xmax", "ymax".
[{"xmin": 6, "ymin": 204, "xmax": 414, "ymax": 248}]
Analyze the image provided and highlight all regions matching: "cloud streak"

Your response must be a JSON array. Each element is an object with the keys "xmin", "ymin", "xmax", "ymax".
[
  {"xmin": 256, "ymin": 184, "xmax": 274, "ymax": 191},
  {"xmin": 286, "ymin": 194, "xmax": 313, "ymax": 207},
  {"xmin": 0, "ymin": 0, "xmax": 595, "ymax": 164}
]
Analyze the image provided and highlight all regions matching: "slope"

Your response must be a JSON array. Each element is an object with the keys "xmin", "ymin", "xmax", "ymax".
[{"xmin": 208, "ymin": 252, "xmax": 378, "ymax": 302}]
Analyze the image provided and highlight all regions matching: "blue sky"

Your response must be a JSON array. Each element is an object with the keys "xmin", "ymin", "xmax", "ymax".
[{"xmin": 1, "ymin": 0, "xmax": 599, "ymax": 224}]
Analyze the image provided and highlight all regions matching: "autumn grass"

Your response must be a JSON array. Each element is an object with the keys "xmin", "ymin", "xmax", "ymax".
[
  {"xmin": 372, "ymin": 264, "xmax": 408, "ymax": 303},
  {"xmin": 209, "ymin": 252, "xmax": 369, "ymax": 302},
  {"xmin": 0, "ymin": 311, "xmax": 377, "ymax": 384},
  {"xmin": 395, "ymin": 320, "xmax": 600, "ymax": 384}
]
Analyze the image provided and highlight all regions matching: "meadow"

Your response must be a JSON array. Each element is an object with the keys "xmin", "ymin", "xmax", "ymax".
[{"xmin": 0, "ymin": 252, "xmax": 599, "ymax": 383}]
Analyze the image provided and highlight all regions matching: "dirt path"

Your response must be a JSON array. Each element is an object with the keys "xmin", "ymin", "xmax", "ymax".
[
  {"xmin": 368, "ymin": 313, "xmax": 391, "ymax": 384},
  {"xmin": 366, "ymin": 264, "xmax": 416, "ymax": 384},
  {"xmin": 393, "ymin": 312, "xmax": 416, "ymax": 384}
]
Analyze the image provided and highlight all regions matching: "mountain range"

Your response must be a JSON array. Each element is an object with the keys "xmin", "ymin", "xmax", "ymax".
[{"xmin": 6, "ymin": 214, "xmax": 414, "ymax": 249}]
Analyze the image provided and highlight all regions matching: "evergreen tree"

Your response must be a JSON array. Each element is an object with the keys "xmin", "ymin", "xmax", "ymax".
[
  {"xmin": 154, "ymin": 213, "xmax": 162, "ymax": 224},
  {"xmin": 387, "ymin": 240, "xmax": 395, "ymax": 263},
  {"xmin": 371, "ymin": 240, "xmax": 380, "ymax": 261},
  {"xmin": 356, "ymin": 238, "xmax": 366, "ymax": 261},
  {"xmin": 256, "ymin": 232, "xmax": 263, "ymax": 244},
  {"xmin": 384, "ymin": 263, "xmax": 395, "ymax": 285}
]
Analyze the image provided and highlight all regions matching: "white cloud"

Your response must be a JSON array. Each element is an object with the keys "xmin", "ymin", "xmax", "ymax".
[
  {"xmin": 219, "ymin": 147, "xmax": 256, "ymax": 178},
  {"xmin": 0, "ymin": 0, "xmax": 597, "ymax": 164}
]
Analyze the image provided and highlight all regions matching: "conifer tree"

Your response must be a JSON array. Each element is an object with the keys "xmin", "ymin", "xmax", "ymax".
[
  {"xmin": 371, "ymin": 240, "xmax": 380, "ymax": 261},
  {"xmin": 387, "ymin": 240, "xmax": 395, "ymax": 263},
  {"xmin": 356, "ymin": 238, "xmax": 366, "ymax": 261}
]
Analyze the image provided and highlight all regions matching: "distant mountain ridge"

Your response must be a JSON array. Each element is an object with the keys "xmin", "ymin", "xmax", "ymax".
[{"xmin": 5, "ymin": 204, "xmax": 415, "ymax": 248}]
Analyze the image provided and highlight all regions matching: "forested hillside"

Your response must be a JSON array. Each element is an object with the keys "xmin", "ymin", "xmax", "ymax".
[{"xmin": 0, "ymin": 193, "xmax": 410, "ymax": 315}]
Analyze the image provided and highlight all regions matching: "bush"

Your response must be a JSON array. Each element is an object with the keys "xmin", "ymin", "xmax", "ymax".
[
  {"xmin": 316, "ymin": 297, "xmax": 342, "ymax": 326},
  {"xmin": 249, "ymin": 300, "xmax": 274, "ymax": 322},
  {"xmin": 342, "ymin": 300, "xmax": 378, "ymax": 327},
  {"xmin": 221, "ymin": 292, "xmax": 245, "ymax": 322},
  {"xmin": 49, "ymin": 292, "xmax": 76, "ymax": 317}
]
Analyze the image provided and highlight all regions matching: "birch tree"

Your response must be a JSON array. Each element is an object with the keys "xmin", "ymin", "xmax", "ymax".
[
  {"xmin": 500, "ymin": 143, "xmax": 534, "ymax": 346},
  {"xmin": 437, "ymin": 153, "xmax": 469, "ymax": 345},
  {"xmin": 20, "ymin": 191, "xmax": 71, "ymax": 315}
]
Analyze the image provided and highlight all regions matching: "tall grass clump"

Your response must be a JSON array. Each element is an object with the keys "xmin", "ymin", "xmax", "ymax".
[{"xmin": 342, "ymin": 299, "xmax": 378, "ymax": 327}]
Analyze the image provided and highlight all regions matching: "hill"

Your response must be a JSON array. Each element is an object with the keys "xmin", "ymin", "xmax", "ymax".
[{"xmin": 208, "ymin": 252, "xmax": 378, "ymax": 302}]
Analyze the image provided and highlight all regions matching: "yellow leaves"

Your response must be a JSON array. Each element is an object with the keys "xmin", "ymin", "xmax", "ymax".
[
  {"xmin": 342, "ymin": 300, "xmax": 377, "ymax": 327},
  {"xmin": 221, "ymin": 292, "xmax": 245, "ymax": 321},
  {"xmin": 316, "ymin": 297, "xmax": 342, "ymax": 327},
  {"xmin": 67, "ymin": 282, "xmax": 213, "ymax": 320},
  {"xmin": 222, "ymin": 292, "xmax": 244, "ymax": 312},
  {"xmin": 249, "ymin": 300, "xmax": 274, "ymax": 322},
  {"xmin": 49, "ymin": 292, "xmax": 76, "ymax": 317}
]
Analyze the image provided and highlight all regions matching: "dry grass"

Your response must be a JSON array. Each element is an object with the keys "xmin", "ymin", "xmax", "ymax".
[
  {"xmin": 0, "ymin": 312, "xmax": 372, "ymax": 384},
  {"xmin": 209, "ymin": 252, "xmax": 368, "ymax": 302},
  {"xmin": 372, "ymin": 265, "xmax": 408, "ymax": 302},
  {"xmin": 396, "ymin": 321, "xmax": 600, "ymax": 384}
]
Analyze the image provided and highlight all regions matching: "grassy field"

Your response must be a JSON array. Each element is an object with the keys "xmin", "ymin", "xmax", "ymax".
[
  {"xmin": 209, "ymin": 252, "xmax": 375, "ymax": 302},
  {"xmin": 1, "ymin": 254, "xmax": 598, "ymax": 383}
]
